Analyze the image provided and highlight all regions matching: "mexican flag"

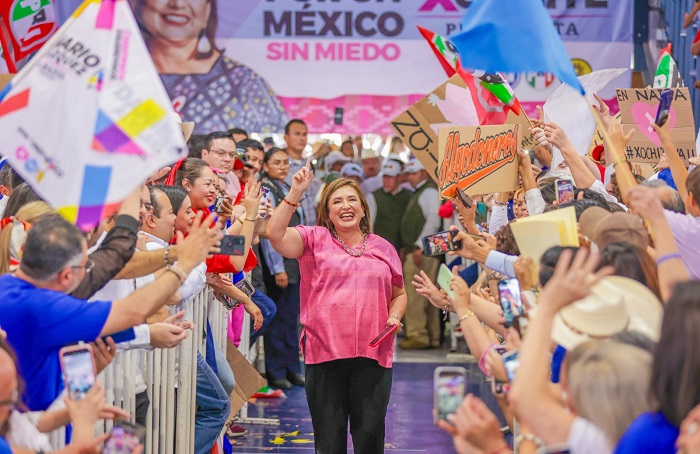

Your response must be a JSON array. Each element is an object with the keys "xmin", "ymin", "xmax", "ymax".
[
  {"xmin": 653, "ymin": 44, "xmax": 684, "ymax": 89},
  {"xmin": 418, "ymin": 26, "xmax": 522, "ymax": 116}
]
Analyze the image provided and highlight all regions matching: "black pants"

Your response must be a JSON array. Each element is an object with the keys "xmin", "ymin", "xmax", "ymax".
[
  {"xmin": 135, "ymin": 390, "xmax": 150, "ymax": 428},
  {"xmin": 264, "ymin": 282, "xmax": 302, "ymax": 380},
  {"xmin": 305, "ymin": 357, "xmax": 392, "ymax": 454}
]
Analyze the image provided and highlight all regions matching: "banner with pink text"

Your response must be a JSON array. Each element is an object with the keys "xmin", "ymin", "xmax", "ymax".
[{"xmin": 51, "ymin": 0, "xmax": 633, "ymax": 135}]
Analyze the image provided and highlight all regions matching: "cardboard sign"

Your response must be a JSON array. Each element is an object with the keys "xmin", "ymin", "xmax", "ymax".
[
  {"xmin": 616, "ymin": 88, "xmax": 696, "ymax": 164},
  {"xmin": 226, "ymin": 341, "xmax": 267, "ymax": 418},
  {"xmin": 390, "ymin": 75, "xmax": 475, "ymax": 183},
  {"xmin": 390, "ymin": 74, "xmax": 534, "ymax": 183},
  {"xmin": 437, "ymin": 124, "xmax": 521, "ymax": 198}
]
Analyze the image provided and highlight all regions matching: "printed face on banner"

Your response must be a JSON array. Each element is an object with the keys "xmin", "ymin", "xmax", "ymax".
[
  {"xmin": 616, "ymin": 88, "xmax": 697, "ymax": 164},
  {"xmin": 438, "ymin": 124, "xmax": 521, "ymax": 198}
]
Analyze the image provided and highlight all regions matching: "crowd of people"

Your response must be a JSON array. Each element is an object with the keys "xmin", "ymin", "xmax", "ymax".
[{"xmin": 1, "ymin": 88, "xmax": 700, "ymax": 454}]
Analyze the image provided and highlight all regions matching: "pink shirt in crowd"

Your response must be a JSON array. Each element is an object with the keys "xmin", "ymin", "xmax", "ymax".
[{"xmin": 295, "ymin": 226, "xmax": 404, "ymax": 368}]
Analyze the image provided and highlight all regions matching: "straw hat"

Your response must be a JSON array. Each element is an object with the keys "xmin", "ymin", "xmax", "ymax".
[
  {"xmin": 550, "ymin": 276, "xmax": 662, "ymax": 350},
  {"xmin": 579, "ymin": 207, "xmax": 649, "ymax": 251}
]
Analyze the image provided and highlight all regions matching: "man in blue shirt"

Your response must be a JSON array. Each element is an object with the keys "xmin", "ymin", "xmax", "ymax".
[{"xmin": 0, "ymin": 214, "xmax": 219, "ymax": 411}]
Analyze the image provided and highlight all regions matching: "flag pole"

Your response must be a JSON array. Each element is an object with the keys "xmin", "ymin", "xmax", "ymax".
[
  {"xmin": 0, "ymin": 19, "xmax": 17, "ymax": 73},
  {"xmin": 589, "ymin": 105, "xmax": 655, "ymax": 240}
]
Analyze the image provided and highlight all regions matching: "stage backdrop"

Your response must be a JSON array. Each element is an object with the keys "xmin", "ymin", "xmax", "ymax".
[{"xmin": 53, "ymin": 0, "xmax": 633, "ymax": 134}]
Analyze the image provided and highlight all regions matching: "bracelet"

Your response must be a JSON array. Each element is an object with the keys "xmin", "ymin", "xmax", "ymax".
[
  {"xmin": 487, "ymin": 271, "xmax": 504, "ymax": 281},
  {"xmin": 611, "ymin": 156, "xmax": 628, "ymax": 167},
  {"xmin": 283, "ymin": 197, "xmax": 301, "ymax": 208},
  {"xmin": 458, "ymin": 310, "xmax": 475, "ymax": 322},
  {"xmin": 514, "ymin": 433, "xmax": 545, "ymax": 449},
  {"xmin": 493, "ymin": 201, "xmax": 508, "ymax": 206},
  {"xmin": 442, "ymin": 301, "xmax": 451, "ymax": 322},
  {"xmin": 164, "ymin": 245, "xmax": 172, "ymax": 266},
  {"xmin": 656, "ymin": 252, "xmax": 682, "ymax": 266},
  {"xmin": 166, "ymin": 262, "xmax": 188, "ymax": 283},
  {"xmin": 244, "ymin": 217, "xmax": 257, "ymax": 221},
  {"xmin": 237, "ymin": 217, "xmax": 245, "ymax": 225},
  {"xmin": 389, "ymin": 314, "xmax": 401, "ymax": 321}
]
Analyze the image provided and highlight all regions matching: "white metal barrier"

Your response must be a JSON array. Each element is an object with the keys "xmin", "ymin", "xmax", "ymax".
[{"xmin": 48, "ymin": 285, "xmax": 228, "ymax": 453}]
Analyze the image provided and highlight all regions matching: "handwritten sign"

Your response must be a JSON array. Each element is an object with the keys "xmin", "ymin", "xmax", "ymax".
[
  {"xmin": 438, "ymin": 124, "xmax": 521, "ymax": 198},
  {"xmin": 616, "ymin": 88, "xmax": 696, "ymax": 164}
]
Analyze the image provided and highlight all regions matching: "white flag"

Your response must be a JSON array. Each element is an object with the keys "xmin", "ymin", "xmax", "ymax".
[
  {"xmin": 544, "ymin": 68, "xmax": 628, "ymax": 170},
  {"xmin": 0, "ymin": 0, "xmax": 185, "ymax": 228}
]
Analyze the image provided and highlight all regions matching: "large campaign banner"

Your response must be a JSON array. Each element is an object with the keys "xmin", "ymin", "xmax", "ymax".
[{"xmin": 51, "ymin": 0, "xmax": 633, "ymax": 135}]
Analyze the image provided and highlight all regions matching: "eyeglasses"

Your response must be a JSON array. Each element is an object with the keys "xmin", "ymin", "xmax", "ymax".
[
  {"xmin": 267, "ymin": 160, "xmax": 291, "ymax": 168},
  {"xmin": 71, "ymin": 259, "xmax": 95, "ymax": 274},
  {"xmin": 210, "ymin": 149, "xmax": 238, "ymax": 159},
  {"xmin": 0, "ymin": 389, "xmax": 19, "ymax": 409}
]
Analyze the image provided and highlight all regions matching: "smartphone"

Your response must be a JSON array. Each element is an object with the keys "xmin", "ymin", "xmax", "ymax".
[
  {"xmin": 59, "ymin": 344, "xmax": 96, "ymax": 400},
  {"xmin": 437, "ymin": 263, "xmax": 455, "ymax": 300},
  {"xmin": 369, "ymin": 324, "xmax": 399, "ymax": 347},
  {"xmin": 219, "ymin": 235, "xmax": 245, "ymax": 256},
  {"xmin": 475, "ymin": 202, "xmax": 488, "ymax": 225},
  {"xmin": 434, "ymin": 366, "xmax": 467, "ymax": 424},
  {"xmin": 455, "ymin": 187, "xmax": 472, "ymax": 208},
  {"xmin": 235, "ymin": 279, "xmax": 255, "ymax": 297},
  {"xmin": 498, "ymin": 278, "xmax": 524, "ymax": 328},
  {"xmin": 502, "ymin": 349, "xmax": 520, "ymax": 381},
  {"xmin": 422, "ymin": 229, "xmax": 463, "ymax": 256},
  {"xmin": 259, "ymin": 187, "xmax": 271, "ymax": 219},
  {"xmin": 555, "ymin": 179, "xmax": 574, "ymax": 205},
  {"xmin": 491, "ymin": 378, "xmax": 510, "ymax": 396},
  {"xmin": 213, "ymin": 196, "xmax": 226, "ymax": 213},
  {"xmin": 219, "ymin": 293, "xmax": 236, "ymax": 310},
  {"xmin": 655, "ymin": 89, "xmax": 674, "ymax": 127},
  {"xmin": 103, "ymin": 420, "xmax": 145, "ymax": 454}
]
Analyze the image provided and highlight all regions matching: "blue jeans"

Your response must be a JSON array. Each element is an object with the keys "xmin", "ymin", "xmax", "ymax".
[
  {"xmin": 213, "ymin": 341, "xmax": 236, "ymax": 397},
  {"xmin": 195, "ymin": 352, "xmax": 230, "ymax": 454},
  {"xmin": 250, "ymin": 290, "xmax": 277, "ymax": 345}
]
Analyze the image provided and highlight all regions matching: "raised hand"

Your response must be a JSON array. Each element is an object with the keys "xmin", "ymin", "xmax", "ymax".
[
  {"xmin": 176, "ymin": 211, "xmax": 222, "ymax": 269},
  {"xmin": 592, "ymin": 92, "xmax": 614, "ymax": 130},
  {"xmin": 450, "ymin": 266, "xmax": 472, "ymax": 316},
  {"xmin": 291, "ymin": 158, "xmax": 315, "ymax": 193},
  {"xmin": 412, "ymin": 270, "xmax": 448, "ymax": 308},
  {"xmin": 242, "ymin": 299, "xmax": 264, "ymax": 330},
  {"xmin": 605, "ymin": 122, "xmax": 634, "ymax": 154},
  {"xmin": 90, "ymin": 337, "xmax": 116, "ymax": 375},
  {"xmin": 538, "ymin": 248, "xmax": 613, "ymax": 314},
  {"xmin": 543, "ymin": 122, "xmax": 574, "ymax": 152},
  {"xmin": 243, "ymin": 179, "xmax": 264, "ymax": 217}
]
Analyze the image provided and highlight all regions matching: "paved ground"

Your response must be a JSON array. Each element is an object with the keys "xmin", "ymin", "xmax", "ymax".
[{"xmin": 229, "ymin": 346, "xmax": 508, "ymax": 453}]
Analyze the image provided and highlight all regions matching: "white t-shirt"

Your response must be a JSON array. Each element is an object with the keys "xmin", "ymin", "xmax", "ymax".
[{"xmin": 568, "ymin": 417, "xmax": 612, "ymax": 454}]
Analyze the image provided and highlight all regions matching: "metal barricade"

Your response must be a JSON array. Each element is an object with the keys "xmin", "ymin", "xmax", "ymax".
[{"xmin": 48, "ymin": 285, "xmax": 226, "ymax": 454}]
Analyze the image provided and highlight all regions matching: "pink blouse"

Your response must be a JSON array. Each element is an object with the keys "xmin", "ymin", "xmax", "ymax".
[{"xmin": 295, "ymin": 226, "xmax": 404, "ymax": 368}]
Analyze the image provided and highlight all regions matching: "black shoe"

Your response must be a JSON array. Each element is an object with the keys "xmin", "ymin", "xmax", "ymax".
[
  {"xmin": 269, "ymin": 378, "xmax": 292, "ymax": 390},
  {"xmin": 288, "ymin": 373, "xmax": 305, "ymax": 387}
]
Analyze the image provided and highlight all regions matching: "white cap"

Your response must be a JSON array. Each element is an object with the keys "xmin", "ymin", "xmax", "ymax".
[
  {"xmin": 325, "ymin": 151, "xmax": 351, "ymax": 171},
  {"xmin": 405, "ymin": 159, "xmax": 425, "ymax": 174},
  {"xmin": 361, "ymin": 149, "xmax": 380, "ymax": 160},
  {"xmin": 380, "ymin": 160, "xmax": 402, "ymax": 178},
  {"xmin": 340, "ymin": 163, "xmax": 365, "ymax": 180}
]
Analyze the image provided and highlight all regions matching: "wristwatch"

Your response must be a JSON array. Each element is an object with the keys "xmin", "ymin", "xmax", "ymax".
[{"xmin": 486, "ymin": 271, "xmax": 504, "ymax": 281}]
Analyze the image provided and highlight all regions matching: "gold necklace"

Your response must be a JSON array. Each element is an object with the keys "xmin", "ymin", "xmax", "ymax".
[{"xmin": 332, "ymin": 231, "xmax": 368, "ymax": 257}]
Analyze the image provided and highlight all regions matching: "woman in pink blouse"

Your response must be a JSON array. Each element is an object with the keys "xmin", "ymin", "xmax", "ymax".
[{"xmin": 266, "ymin": 160, "xmax": 407, "ymax": 453}]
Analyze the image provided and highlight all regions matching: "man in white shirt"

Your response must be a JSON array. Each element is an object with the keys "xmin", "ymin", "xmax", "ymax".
[{"xmin": 399, "ymin": 159, "xmax": 443, "ymax": 349}]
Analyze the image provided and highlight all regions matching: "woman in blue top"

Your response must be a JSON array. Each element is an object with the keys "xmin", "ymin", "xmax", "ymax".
[{"xmin": 615, "ymin": 282, "xmax": 700, "ymax": 453}]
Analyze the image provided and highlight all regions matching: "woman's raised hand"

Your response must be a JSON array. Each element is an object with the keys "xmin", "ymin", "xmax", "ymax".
[
  {"xmin": 291, "ymin": 158, "xmax": 315, "ymax": 193},
  {"xmin": 243, "ymin": 179, "xmax": 264, "ymax": 215}
]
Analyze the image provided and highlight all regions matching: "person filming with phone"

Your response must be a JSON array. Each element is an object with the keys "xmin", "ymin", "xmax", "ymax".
[{"xmin": 266, "ymin": 160, "xmax": 407, "ymax": 454}]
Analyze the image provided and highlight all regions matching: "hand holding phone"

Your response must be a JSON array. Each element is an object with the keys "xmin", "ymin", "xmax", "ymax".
[
  {"xmin": 60, "ymin": 345, "xmax": 96, "ymax": 400},
  {"xmin": 434, "ymin": 366, "xmax": 467, "ymax": 424},
  {"xmin": 655, "ymin": 89, "xmax": 674, "ymax": 127},
  {"xmin": 422, "ymin": 229, "xmax": 463, "ymax": 256},
  {"xmin": 455, "ymin": 187, "xmax": 473, "ymax": 208},
  {"xmin": 369, "ymin": 324, "xmax": 399, "ymax": 347},
  {"xmin": 219, "ymin": 235, "xmax": 245, "ymax": 256},
  {"xmin": 498, "ymin": 278, "xmax": 524, "ymax": 328},
  {"xmin": 103, "ymin": 421, "xmax": 145, "ymax": 454},
  {"xmin": 555, "ymin": 179, "xmax": 574, "ymax": 205},
  {"xmin": 437, "ymin": 264, "xmax": 455, "ymax": 300}
]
